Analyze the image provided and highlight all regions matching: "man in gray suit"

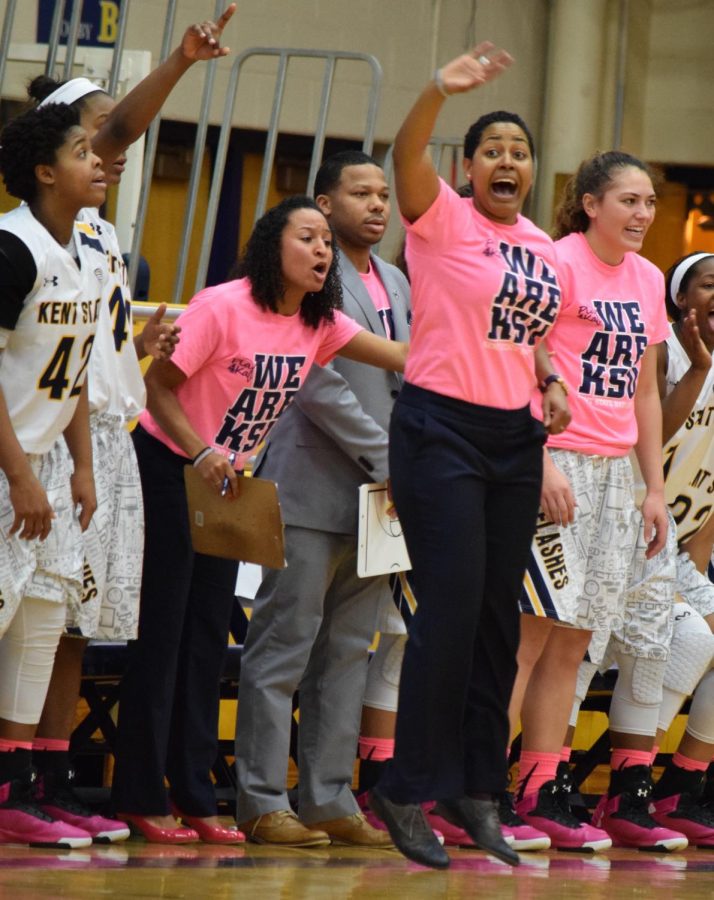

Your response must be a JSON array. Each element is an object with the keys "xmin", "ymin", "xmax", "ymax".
[{"xmin": 235, "ymin": 151, "xmax": 410, "ymax": 847}]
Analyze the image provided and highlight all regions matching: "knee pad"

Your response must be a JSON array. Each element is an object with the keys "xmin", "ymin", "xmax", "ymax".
[
  {"xmin": 662, "ymin": 603, "xmax": 714, "ymax": 695},
  {"xmin": 0, "ymin": 596, "xmax": 66, "ymax": 724},
  {"xmin": 362, "ymin": 633, "xmax": 407, "ymax": 713},
  {"xmin": 607, "ymin": 645, "xmax": 666, "ymax": 736},
  {"xmin": 569, "ymin": 659, "xmax": 599, "ymax": 728},
  {"xmin": 675, "ymin": 554, "xmax": 714, "ymax": 618},
  {"xmin": 686, "ymin": 669, "xmax": 714, "ymax": 745}
]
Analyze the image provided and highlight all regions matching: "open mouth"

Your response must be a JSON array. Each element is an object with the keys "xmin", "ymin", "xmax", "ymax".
[
  {"xmin": 491, "ymin": 179, "xmax": 518, "ymax": 198},
  {"xmin": 312, "ymin": 262, "xmax": 328, "ymax": 276}
]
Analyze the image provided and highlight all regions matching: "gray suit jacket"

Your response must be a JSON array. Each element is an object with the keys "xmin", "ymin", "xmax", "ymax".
[{"xmin": 254, "ymin": 251, "xmax": 410, "ymax": 534}]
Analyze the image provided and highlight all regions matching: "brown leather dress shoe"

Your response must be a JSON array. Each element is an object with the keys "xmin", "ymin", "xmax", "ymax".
[
  {"xmin": 309, "ymin": 812, "xmax": 395, "ymax": 848},
  {"xmin": 238, "ymin": 810, "xmax": 330, "ymax": 847}
]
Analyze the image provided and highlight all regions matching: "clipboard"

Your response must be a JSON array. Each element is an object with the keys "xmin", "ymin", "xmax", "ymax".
[
  {"xmin": 184, "ymin": 467, "xmax": 286, "ymax": 569},
  {"xmin": 357, "ymin": 482, "xmax": 412, "ymax": 578}
]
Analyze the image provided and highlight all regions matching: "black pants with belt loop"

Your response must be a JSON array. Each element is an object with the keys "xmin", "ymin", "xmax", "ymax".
[{"xmin": 380, "ymin": 383, "xmax": 545, "ymax": 804}]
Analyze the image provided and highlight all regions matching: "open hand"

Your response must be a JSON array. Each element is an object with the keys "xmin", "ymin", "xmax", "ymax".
[{"xmin": 437, "ymin": 41, "xmax": 513, "ymax": 95}]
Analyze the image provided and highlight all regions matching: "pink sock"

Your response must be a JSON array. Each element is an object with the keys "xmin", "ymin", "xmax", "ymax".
[
  {"xmin": 0, "ymin": 740, "xmax": 33, "ymax": 752},
  {"xmin": 32, "ymin": 738, "xmax": 70, "ymax": 752},
  {"xmin": 517, "ymin": 751, "xmax": 560, "ymax": 798},
  {"xmin": 610, "ymin": 748, "xmax": 652, "ymax": 771},
  {"xmin": 672, "ymin": 751, "xmax": 709, "ymax": 773},
  {"xmin": 650, "ymin": 745, "xmax": 660, "ymax": 765},
  {"xmin": 560, "ymin": 746, "xmax": 572, "ymax": 763},
  {"xmin": 358, "ymin": 736, "xmax": 394, "ymax": 762}
]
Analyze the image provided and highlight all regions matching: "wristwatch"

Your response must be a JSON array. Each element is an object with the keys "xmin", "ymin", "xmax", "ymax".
[{"xmin": 540, "ymin": 373, "xmax": 569, "ymax": 395}]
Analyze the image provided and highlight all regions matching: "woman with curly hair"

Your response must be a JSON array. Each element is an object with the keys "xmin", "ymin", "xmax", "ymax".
[
  {"xmin": 111, "ymin": 195, "xmax": 406, "ymax": 843},
  {"xmin": 0, "ymin": 104, "xmax": 105, "ymax": 848}
]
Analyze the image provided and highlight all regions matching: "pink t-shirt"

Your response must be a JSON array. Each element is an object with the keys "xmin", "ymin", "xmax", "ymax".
[
  {"xmin": 360, "ymin": 263, "xmax": 393, "ymax": 339},
  {"xmin": 402, "ymin": 179, "xmax": 561, "ymax": 408},
  {"xmin": 536, "ymin": 231, "xmax": 669, "ymax": 456},
  {"xmin": 140, "ymin": 277, "xmax": 362, "ymax": 467}
]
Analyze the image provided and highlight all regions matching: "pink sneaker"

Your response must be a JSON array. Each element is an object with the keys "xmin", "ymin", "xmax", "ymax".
[
  {"xmin": 0, "ymin": 774, "xmax": 92, "ymax": 849},
  {"xmin": 516, "ymin": 780, "xmax": 611, "ymax": 851},
  {"xmin": 35, "ymin": 770, "xmax": 130, "ymax": 843},
  {"xmin": 650, "ymin": 764, "xmax": 714, "ymax": 848},
  {"xmin": 593, "ymin": 766, "xmax": 688, "ymax": 851},
  {"xmin": 650, "ymin": 793, "xmax": 714, "ymax": 848},
  {"xmin": 498, "ymin": 792, "xmax": 551, "ymax": 851},
  {"xmin": 421, "ymin": 801, "xmax": 475, "ymax": 847},
  {"xmin": 357, "ymin": 792, "xmax": 445, "ymax": 845}
]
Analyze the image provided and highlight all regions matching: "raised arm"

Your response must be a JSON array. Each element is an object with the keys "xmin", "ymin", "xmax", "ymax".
[
  {"xmin": 658, "ymin": 313, "xmax": 712, "ymax": 444},
  {"xmin": 393, "ymin": 41, "xmax": 512, "ymax": 223},
  {"xmin": 92, "ymin": 4, "xmax": 235, "ymax": 164}
]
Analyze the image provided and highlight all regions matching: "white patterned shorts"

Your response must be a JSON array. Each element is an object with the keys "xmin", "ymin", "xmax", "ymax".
[
  {"xmin": 65, "ymin": 415, "xmax": 143, "ymax": 640},
  {"xmin": 519, "ymin": 450, "xmax": 637, "ymax": 651},
  {"xmin": 0, "ymin": 441, "xmax": 83, "ymax": 638},
  {"xmin": 596, "ymin": 509, "xmax": 677, "ymax": 664}
]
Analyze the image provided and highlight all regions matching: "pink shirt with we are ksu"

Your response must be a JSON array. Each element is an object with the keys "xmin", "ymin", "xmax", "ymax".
[
  {"xmin": 140, "ymin": 277, "xmax": 362, "ymax": 469},
  {"xmin": 402, "ymin": 178, "xmax": 562, "ymax": 409},
  {"xmin": 534, "ymin": 231, "xmax": 669, "ymax": 457}
]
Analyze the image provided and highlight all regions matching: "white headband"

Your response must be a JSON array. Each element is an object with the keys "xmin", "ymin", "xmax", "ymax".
[
  {"xmin": 38, "ymin": 77, "xmax": 103, "ymax": 109},
  {"xmin": 670, "ymin": 252, "xmax": 714, "ymax": 304}
]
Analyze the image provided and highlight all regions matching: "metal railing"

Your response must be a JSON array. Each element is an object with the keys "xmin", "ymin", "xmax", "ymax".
[{"xmin": 0, "ymin": 1, "xmax": 383, "ymax": 304}]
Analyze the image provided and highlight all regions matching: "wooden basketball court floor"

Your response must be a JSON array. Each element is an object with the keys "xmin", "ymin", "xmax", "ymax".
[{"xmin": 1, "ymin": 840, "xmax": 713, "ymax": 899}]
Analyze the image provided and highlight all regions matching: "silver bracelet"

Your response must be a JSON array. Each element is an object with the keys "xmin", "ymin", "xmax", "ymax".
[
  {"xmin": 433, "ymin": 68, "xmax": 450, "ymax": 98},
  {"xmin": 192, "ymin": 447, "xmax": 213, "ymax": 467}
]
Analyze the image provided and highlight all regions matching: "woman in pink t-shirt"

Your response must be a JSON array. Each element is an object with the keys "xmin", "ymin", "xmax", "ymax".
[
  {"xmin": 110, "ymin": 196, "xmax": 406, "ymax": 844},
  {"xmin": 511, "ymin": 152, "xmax": 674, "ymax": 851},
  {"xmin": 368, "ymin": 43, "xmax": 570, "ymax": 870}
]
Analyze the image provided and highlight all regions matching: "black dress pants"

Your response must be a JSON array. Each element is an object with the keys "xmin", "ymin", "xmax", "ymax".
[{"xmin": 380, "ymin": 384, "xmax": 545, "ymax": 804}]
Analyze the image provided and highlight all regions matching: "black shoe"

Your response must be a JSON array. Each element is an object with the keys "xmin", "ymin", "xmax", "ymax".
[
  {"xmin": 368, "ymin": 786, "xmax": 449, "ymax": 869},
  {"xmin": 436, "ymin": 796, "xmax": 520, "ymax": 866}
]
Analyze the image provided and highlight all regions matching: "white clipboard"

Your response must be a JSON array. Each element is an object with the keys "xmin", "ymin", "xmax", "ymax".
[{"xmin": 357, "ymin": 482, "xmax": 412, "ymax": 578}]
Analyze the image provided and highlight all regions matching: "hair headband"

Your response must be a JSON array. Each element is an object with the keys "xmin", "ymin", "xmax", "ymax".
[
  {"xmin": 670, "ymin": 252, "xmax": 714, "ymax": 303},
  {"xmin": 38, "ymin": 77, "xmax": 104, "ymax": 109}
]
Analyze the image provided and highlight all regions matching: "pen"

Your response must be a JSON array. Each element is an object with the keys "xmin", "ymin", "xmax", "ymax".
[{"xmin": 221, "ymin": 452, "xmax": 237, "ymax": 496}]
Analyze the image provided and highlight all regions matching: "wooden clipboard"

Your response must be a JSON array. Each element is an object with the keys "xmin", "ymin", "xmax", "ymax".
[{"xmin": 183, "ymin": 467, "xmax": 286, "ymax": 569}]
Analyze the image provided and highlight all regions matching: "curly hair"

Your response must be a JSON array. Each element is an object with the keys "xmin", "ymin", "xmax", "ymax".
[
  {"xmin": 0, "ymin": 103, "xmax": 81, "ymax": 203},
  {"xmin": 314, "ymin": 150, "xmax": 379, "ymax": 197},
  {"xmin": 463, "ymin": 110, "xmax": 535, "ymax": 161},
  {"xmin": 664, "ymin": 252, "xmax": 714, "ymax": 322},
  {"xmin": 552, "ymin": 150, "xmax": 658, "ymax": 240},
  {"xmin": 234, "ymin": 195, "xmax": 343, "ymax": 329},
  {"xmin": 26, "ymin": 74, "xmax": 106, "ymax": 112}
]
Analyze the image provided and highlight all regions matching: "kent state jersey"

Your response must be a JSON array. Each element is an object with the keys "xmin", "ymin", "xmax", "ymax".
[
  {"xmin": 0, "ymin": 205, "xmax": 104, "ymax": 453},
  {"xmin": 78, "ymin": 208, "xmax": 146, "ymax": 420},
  {"xmin": 663, "ymin": 326, "xmax": 714, "ymax": 544}
]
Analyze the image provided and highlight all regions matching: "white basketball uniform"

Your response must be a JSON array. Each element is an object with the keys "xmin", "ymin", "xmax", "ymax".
[
  {"xmin": 0, "ymin": 205, "xmax": 104, "ymax": 636},
  {"xmin": 64, "ymin": 208, "xmax": 144, "ymax": 641},
  {"xmin": 611, "ymin": 326, "xmax": 714, "ymax": 658}
]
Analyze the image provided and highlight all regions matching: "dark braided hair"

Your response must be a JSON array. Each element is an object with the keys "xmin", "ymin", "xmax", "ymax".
[
  {"xmin": 0, "ymin": 103, "xmax": 81, "ymax": 203},
  {"xmin": 234, "ymin": 195, "xmax": 343, "ymax": 329},
  {"xmin": 552, "ymin": 150, "xmax": 658, "ymax": 240},
  {"xmin": 463, "ymin": 110, "xmax": 535, "ymax": 161}
]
